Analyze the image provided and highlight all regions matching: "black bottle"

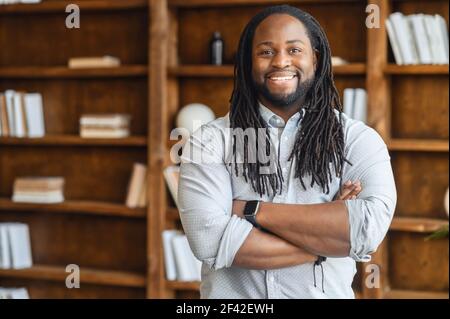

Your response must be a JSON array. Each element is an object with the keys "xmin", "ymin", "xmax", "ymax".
[{"xmin": 210, "ymin": 31, "xmax": 224, "ymax": 65}]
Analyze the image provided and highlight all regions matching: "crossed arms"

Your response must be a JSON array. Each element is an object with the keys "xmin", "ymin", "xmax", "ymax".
[{"xmin": 178, "ymin": 123, "xmax": 397, "ymax": 271}]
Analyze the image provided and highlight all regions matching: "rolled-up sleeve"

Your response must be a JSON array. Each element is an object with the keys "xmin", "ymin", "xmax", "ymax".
[
  {"xmin": 342, "ymin": 123, "xmax": 397, "ymax": 262},
  {"xmin": 178, "ymin": 124, "xmax": 253, "ymax": 270}
]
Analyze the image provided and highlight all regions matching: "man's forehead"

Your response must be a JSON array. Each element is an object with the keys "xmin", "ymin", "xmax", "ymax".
[{"xmin": 253, "ymin": 14, "xmax": 309, "ymax": 44}]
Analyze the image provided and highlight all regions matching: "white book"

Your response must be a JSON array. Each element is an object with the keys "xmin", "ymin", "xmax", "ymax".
[
  {"xmin": 162, "ymin": 230, "xmax": 182, "ymax": 281},
  {"xmin": 13, "ymin": 92, "xmax": 26, "ymax": 137},
  {"xmin": 80, "ymin": 114, "xmax": 130, "ymax": 127},
  {"xmin": 389, "ymin": 13, "xmax": 418, "ymax": 65},
  {"xmin": 12, "ymin": 193, "xmax": 64, "ymax": 204},
  {"xmin": 125, "ymin": 163, "xmax": 147, "ymax": 208},
  {"xmin": 0, "ymin": 225, "xmax": 11, "ymax": 269},
  {"xmin": 80, "ymin": 128, "xmax": 130, "ymax": 138},
  {"xmin": 343, "ymin": 88, "xmax": 355, "ymax": 118},
  {"xmin": 6, "ymin": 223, "xmax": 33, "ymax": 269},
  {"xmin": 24, "ymin": 93, "xmax": 45, "ymax": 138},
  {"xmin": 424, "ymin": 15, "xmax": 443, "ymax": 64},
  {"xmin": 172, "ymin": 235, "xmax": 201, "ymax": 282},
  {"xmin": 408, "ymin": 14, "xmax": 433, "ymax": 64},
  {"xmin": 163, "ymin": 166, "xmax": 180, "ymax": 208},
  {"xmin": 0, "ymin": 288, "xmax": 30, "ymax": 299},
  {"xmin": 352, "ymin": 89, "xmax": 368, "ymax": 124},
  {"xmin": 4, "ymin": 90, "xmax": 15, "ymax": 137},
  {"xmin": 434, "ymin": 14, "xmax": 449, "ymax": 64},
  {"xmin": 386, "ymin": 19, "xmax": 404, "ymax": 65}
]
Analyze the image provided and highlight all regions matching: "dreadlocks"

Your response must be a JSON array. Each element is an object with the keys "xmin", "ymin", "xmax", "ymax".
[{"xmin": 229, "ymin": 5, "xmax": 351, "ymax": 197}]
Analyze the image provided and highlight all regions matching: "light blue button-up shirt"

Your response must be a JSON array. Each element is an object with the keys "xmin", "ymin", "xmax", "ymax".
[{"xmin": 178, "ymin": 103, "xmax": 397, "ymax": 299}]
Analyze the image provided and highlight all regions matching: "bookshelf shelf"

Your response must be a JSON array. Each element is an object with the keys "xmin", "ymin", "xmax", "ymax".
[
  {"xmin": 0, "ymin": 65, "xmax": 147, "ymax": 79},
  {"xmin": 0, "ymin": 135, "xmax": 147, "ymax": 147},
  {"xmin": 0, "ymin": 0, "xmax": 148, "ymax": 14},
  {"xmin": 384, "ymin": 289, "xmax": 449, "ymax": 299},
  {"xmin": 390, "ymin": 217, "xmax": 449, "ymax": 233},
  {"xmin": 0, "ymin": 198, "xmax": 146, "ymax": 219},
  {"xmin": 169, "ymin": 63, "xmax": 366, "ymax": 78},
  {"xmin": 388, "ymin": 139, "xmax": 449, "ymax": 152},
  {"xmin": 384, "ymin": 64, "xmax": 449, "ymax": 75},
  {"xmin": 168, "ymin": 0, "xmax": 360, "ymax": 8},
  {"xmin": 166, "ymin": 280, "xmax": 200, "ymax": 291},
  {"xmin": 0, "ymin": 265, "xmax": 146, "ymax": 288}
]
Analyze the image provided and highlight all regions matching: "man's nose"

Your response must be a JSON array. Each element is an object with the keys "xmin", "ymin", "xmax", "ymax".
[{"xmin": 271, "ymin": 51, "xmax": 292, "ymax": 69}]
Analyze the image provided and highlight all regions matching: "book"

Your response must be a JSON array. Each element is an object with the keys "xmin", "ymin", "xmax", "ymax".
[
  {"xmin": 386, "ymin": 19, "xmax": 404, "ymax": 65},
  {"xmin": 389, "ymin": 12, "xmax": 418, "ymax": 65},
  {"xmin": 125, "ymin": 163, "xmax": 147, "ymax": 208},
  {"xmin": 24, "ymin": 93, "xmax": 45, "ymax": 138},
  {"xmin": 434, "ymin": 14, "xmax": 449, "ymax": 64},
  {"xmin": 163, "ymin": 166, "xmax": 180, "ymax": 208},
  {"xmin": 80, "ymin": 127, "xmax": 130, "ymax": 138},
  {"xmin": 343, "ymin": 88, "xmax": 355, "ymax": 118},
  {"xmin": 0, "ymin": 224, "xmax": 11, "ymax": 269},
  {"xmin": 171, "ymin": 234, "xmax": 201, "ymax": 282},
  {"xmin": 0, "ymin": 93, "xmax": 9, "ymax": 136},
  {"xmin": 137, "ymin": 177, "xmax": 147, "ymax": 208},
  {"xmin": 68, "ymin": 56, "xmax": 121, "ymax": 69},
  {"xmin": 408, "ymin": 14, "xmax": 433, "ymax": 65},
  {"xmin": 0, "ymin": 288, "xmax": 30, "ymax": 299},
  {"xmin": 162, "ymin": 229, "xmax": 182, "ymax": 281},
  {"xmin": 4, "ymin": 90, "xmax": 15, "ymax": 137},
  {"xmin": 352, "ymin": 88, "xmax": 368, "ymax": 124},
  {"xmin": 6, "ymin": 223, "xmax": 33, "ymax": 269},
  {"xmin": 79, "ymin": 114, "xmax": 131, "ymax": 128}
]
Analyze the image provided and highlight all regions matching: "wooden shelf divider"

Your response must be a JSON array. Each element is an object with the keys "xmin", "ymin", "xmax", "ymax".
[
  {"xmin": 0, "ymin": 0, "xmax": 148, "ymax": 14},
  {"xmin": 384, "ymin": 64, "xmax": 449, "ymax": 75},
  {"xmin": 384, "ymin": 289, "xmax": 449, "ymax": 299},
  {"xmin": 169, "ymin": 0, "xmax": 360, "ymax": 8},
  {"xmin": 388, "ymin": 139, "xmax": 449, "ymax": 152},
  {"xmin": 0, "ymin": 198, "xmax": 146, "ymax": 219},
  {"xmin": 0, "ymin": 265, "xmax": 146, "ymax": 288},
  {"xmin": 390, "ymin": 217, "xmax": 449, "ymax": 233},
  {"xmin": 0, "ymin": 135, "xmax": 147, "ymax": 147},
  {"xmin": 0, "ymin": 65, "xmax": 147, "ymax": 79}
]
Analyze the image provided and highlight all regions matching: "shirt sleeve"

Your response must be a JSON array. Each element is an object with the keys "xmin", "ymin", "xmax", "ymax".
[
  {"xmin": 342, "ymin": 121, "xmax": 397, "ymax": 262},
  {"xmin": 177, "ymin": 124, "xmax": 253, "ymax": 270}
]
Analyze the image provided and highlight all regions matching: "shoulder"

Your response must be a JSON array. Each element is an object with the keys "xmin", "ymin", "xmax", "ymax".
[{"xmin": 333, "ymin": 109, "xmax": 387, "ymax": 153}]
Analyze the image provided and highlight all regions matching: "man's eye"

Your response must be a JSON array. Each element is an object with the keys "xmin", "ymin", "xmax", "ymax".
[
  {"xmin": 260, "ymin": 50, "xmax": 273, "ymax": 56},
  {"xmin": 290, "ymin": 48, "xmax": 302, "ymax": 54}
]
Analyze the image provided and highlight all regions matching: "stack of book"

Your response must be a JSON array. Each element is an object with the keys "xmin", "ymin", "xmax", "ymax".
[
  {"xmin": 0, "ymin": 287, "xmax": 30, "ymax": 299},
  {"xmin": 0, "ymin": 91, "xmax": 45, "ymax": 138},
  {"xmin": 79, "ymin": 114, "xmax": 131, "ymax": 138},
  {"xmin": 0, "ymin": 223, "xmax": 33, "ymax": 269},
  {"xmin": 12, "ymin": 177, "xmax": 65, "ymax": 204},
  {"xmin": 162, "ymin": 230, "xmax": 202, "ymax": 282},
  {"xmin": 125, "ymin": 163, "xmax": 147, "ymax": 208},
  {"xmin": 343, "ymin": 88, "xmax": 367, "ymax": 124},
  {"xmin": 386, "ymin": 12, "xmax": 449, "ymax": 65}
]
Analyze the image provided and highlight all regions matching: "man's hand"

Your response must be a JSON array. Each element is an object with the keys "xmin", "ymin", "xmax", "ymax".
[{"xmin": 232, "ymin": 180, "xmax": 362, "ymax": 217}]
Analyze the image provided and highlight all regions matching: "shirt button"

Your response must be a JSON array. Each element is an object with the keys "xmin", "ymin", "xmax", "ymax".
[{"xmin": 269, "ymin": 276, "xmax": 275, "ymax": 283}]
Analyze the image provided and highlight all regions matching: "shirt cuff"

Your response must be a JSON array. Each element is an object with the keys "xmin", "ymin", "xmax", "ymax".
[{"xmin": 345, "ymin": 199, "xmax": 372, "ymax": 263}]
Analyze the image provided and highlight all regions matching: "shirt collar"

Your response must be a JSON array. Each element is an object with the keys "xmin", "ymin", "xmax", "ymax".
[{"xmin": 258, "ymin": 101, "xmax": 305, "ymax": 129}]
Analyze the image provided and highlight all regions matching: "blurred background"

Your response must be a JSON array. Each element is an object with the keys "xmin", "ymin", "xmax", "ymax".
[{"xmin": 0, "ymin": 0, "xmax": 448, "ymax": 299}]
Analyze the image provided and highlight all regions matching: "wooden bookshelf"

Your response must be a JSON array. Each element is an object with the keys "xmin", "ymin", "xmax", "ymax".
[
  {"xmin": 0, "ymin": 198, "xmax": 146, "ymax": 219},
  {"xmin": 0, "ymin": 0, "xmax": 153, "ymax": 299},
  {"xmin": 166, "ymin": 280, "xmax": 200, "ymax": 291},
  {"xmin": 0, "ymin": 265, "xmax": 146, "ymax": 288}
]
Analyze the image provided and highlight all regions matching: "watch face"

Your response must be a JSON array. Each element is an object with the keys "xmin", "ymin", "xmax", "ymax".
[{"xmin": 244, "ymin": 200, "xmax": 259, "ymax": 216}]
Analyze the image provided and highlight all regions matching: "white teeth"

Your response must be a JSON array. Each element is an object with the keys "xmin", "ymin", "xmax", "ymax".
[{"xmin": 270, "ymin": 75, "xmax": 295, "ymax": 81}]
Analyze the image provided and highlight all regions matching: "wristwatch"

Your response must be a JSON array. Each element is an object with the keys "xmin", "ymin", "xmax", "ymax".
[{"xmin": 243, "ymin": 200, "xmax": 261, "ymax": 228}]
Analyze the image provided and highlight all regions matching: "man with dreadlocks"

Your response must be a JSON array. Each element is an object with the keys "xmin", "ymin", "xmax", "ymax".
[{"xmin": 178, "ymin": 5, "xmax": 396, "ymax": 299}]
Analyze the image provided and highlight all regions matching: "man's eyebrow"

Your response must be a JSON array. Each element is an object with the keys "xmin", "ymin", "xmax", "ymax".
[{"xmin": 256, "ymin": 39, "xmax": 305, "ymax": 47}]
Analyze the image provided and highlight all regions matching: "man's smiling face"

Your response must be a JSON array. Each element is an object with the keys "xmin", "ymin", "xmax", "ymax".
[{"xmin": 252, "ymin": 13, "xmax": 317, "ymax": 108}]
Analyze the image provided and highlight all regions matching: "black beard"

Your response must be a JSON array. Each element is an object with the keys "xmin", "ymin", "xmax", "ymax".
[{"xmin": 255, "ymin": 76, "xmax": 314, "ymax": 108}]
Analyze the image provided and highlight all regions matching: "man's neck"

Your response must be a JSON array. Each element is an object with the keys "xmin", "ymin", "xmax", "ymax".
[{"xmin": 259, "ymin": 97, "xmax": 304, "ymax": 123}]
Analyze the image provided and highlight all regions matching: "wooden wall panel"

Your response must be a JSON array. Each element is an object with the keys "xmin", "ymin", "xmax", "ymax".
[
  {"xmin": 391, "ymin": 152, "xmax": 449, "ymax": 219},
  {"xmin": 391, "ymin": 76, "xmax": 449, "ymax": 139},
  {"xmin": 388, "ymin": 232, "xmax": 449, "ymax": 291},
  {"xmin": 0, "ymin": 10, "xmax": 148, "ymax": 66},
  {"xmin": 0, "ymin": 211, "xmax": 146, "ymax": 273}
]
